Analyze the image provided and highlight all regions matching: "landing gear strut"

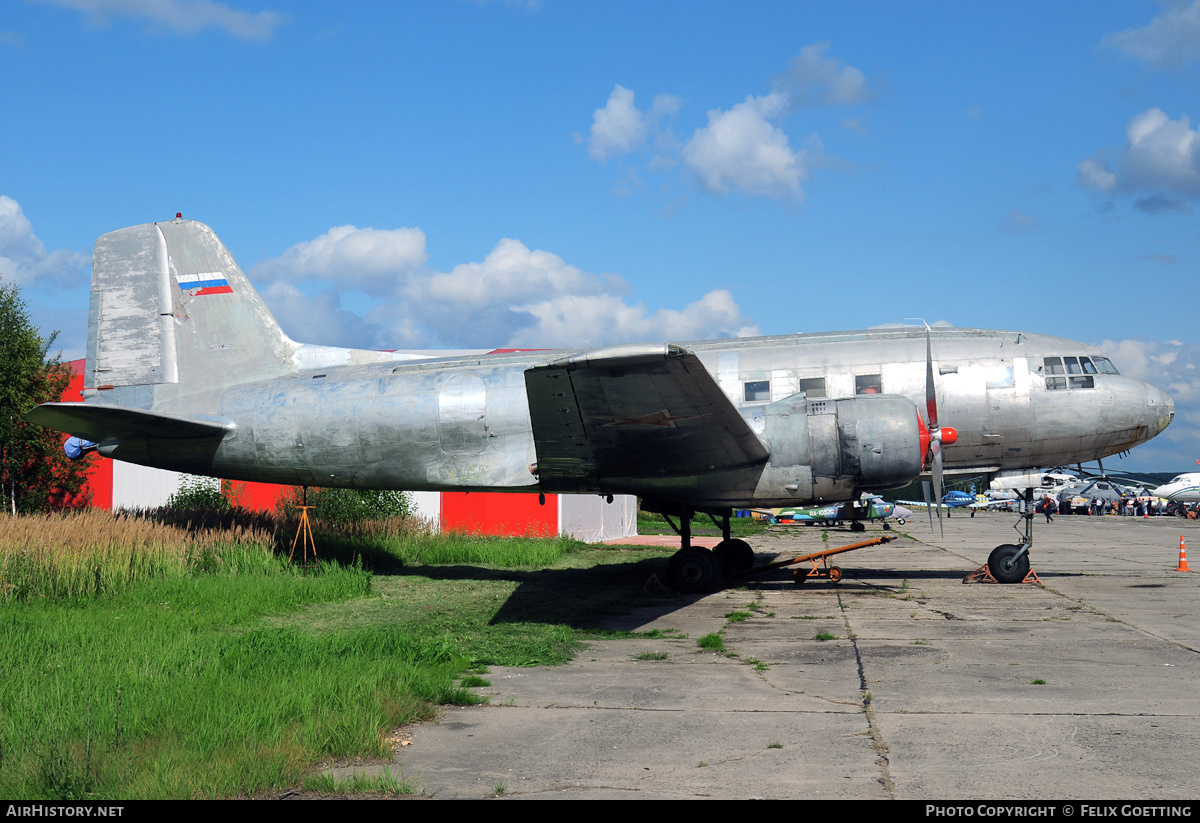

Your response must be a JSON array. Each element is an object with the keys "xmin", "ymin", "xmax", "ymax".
[
  {"xmin": 656, "ymin": 503, "xmax": 754, "ymax": 593},
  {"xmin": 981, "ymin": 487, "xmax": 1038, "ymax": 584}
]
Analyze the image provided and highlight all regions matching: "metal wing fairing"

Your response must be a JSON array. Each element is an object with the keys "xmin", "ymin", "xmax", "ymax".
[{"xmin": 525, "ymin": 344, "xmax": 769, "ymax": 497}]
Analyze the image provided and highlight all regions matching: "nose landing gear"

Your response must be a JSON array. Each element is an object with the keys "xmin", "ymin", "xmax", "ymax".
[{"xmin": 968, "ymin": 488, "xmax": 1042, "ymax": 584}]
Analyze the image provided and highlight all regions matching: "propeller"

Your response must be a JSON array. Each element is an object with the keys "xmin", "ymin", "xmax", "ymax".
[{"xmin": 918, "ymin": 328, "xmax": 958, "ymax": 536}]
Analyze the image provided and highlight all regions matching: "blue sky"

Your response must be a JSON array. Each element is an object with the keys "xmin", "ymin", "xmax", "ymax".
[{"xmin": 2, "ymin": 0, "xmax": 1198, "ymax": 472}]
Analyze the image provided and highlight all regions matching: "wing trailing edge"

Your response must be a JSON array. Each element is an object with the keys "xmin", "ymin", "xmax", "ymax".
[{"xmin": 525, "ymin": 344, "xmax": 769, "ymax": 492}]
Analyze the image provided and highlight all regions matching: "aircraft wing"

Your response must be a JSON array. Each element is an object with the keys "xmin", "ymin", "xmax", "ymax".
[
  {"xmin": 26, "ymin": 402, "xmax": 234, "ymax": 444},
  {"xmin": 525, "ymin": 343, "xmax": 770, "ymax": 492}
]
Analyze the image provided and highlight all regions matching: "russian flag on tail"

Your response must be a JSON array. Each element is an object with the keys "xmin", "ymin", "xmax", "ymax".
[{"xmin": 177, "ymin": 272, "xmax": 233, "ymax": 295}]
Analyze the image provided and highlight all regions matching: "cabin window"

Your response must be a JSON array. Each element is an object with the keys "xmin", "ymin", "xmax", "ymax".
[
  {"xmin": 855, "ymin": 374, "xmax": 882, "ymax": 394},
  {"xmin": 1069, "ymin": 375, "xmax": 1095, "ymax": 389},
  {"xmin": 1043, "ymin": 357, "xmax": 1065, "ymax": 375},
  {"xmin": 1046, "ymin": 376, "xmax": 1067, "ymax": 391},
  {"xmin": 1093, "ymin": 357, "xmax": 1120, "ymax": 375},
  {"xmin": 1064, "ymin": 356, "xmax": 1083, "ymax": 375},
  {"xmin": 1080, "ymin": 357, "xmax": 1098, "ymax": 375},
  {"xmin": 797, "ymin": 377, "xmax": 826, "ymax": 398},
  {"xmin": 744, "ymin": 380, "xmax": 771, "ymax": 402}
]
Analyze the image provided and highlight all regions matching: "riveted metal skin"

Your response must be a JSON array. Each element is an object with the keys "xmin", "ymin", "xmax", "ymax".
[{"xmin": 28, "ymin": 220, "xmax": 1175, "ymax": 511}]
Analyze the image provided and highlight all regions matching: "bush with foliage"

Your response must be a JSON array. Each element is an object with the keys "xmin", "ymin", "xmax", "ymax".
[
  {"xmin": 0, "ymin": 278, "xmax": 94, "ymax": 514},
  {"xmin": 279, "ymin": 486, "xmax": 411, "ymax": 523},
  {"xmin": 165, "ymin": 476, "xmax": 232, "ymax": 511}
]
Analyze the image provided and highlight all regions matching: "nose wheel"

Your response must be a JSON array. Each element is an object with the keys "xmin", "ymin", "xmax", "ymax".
[{"xmin": 987, "ymin": 544, "xmax": 1030, "ymax": 584}]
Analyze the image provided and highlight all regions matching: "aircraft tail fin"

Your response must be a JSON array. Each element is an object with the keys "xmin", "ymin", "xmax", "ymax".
[{"xmin": 85, "ymin": 218, "xmax": 297, "ymax": 397}]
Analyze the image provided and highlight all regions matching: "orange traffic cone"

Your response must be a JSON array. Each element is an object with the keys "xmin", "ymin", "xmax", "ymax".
[{"xmin": 1175, "ymin": 536, "xmax": 1191, "ymax": 572}]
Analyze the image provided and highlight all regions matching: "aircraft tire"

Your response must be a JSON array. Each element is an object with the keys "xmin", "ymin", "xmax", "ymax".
[
  {"xmin": 850, "ymin": 521, "xmax": 866, "ymax": 533},
  {"xmin": 897, "ymin": 518, "xmax": 906, "ymax": 525},
  {"xmin": 668, "ymin": 547, "xmax": 720, "ymax": 594},
  {"xmin": 987, "ymin": 544, "xmax": 1029, "ymax": 584},
  {"xmin": 713, "ymin": 539, "xmax": 755, "ymax": 576}
]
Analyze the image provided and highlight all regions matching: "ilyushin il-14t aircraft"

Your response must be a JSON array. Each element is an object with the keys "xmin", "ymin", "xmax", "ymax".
[{"xmin": 27, "ymin": 218, "xmax": 1175, "ymax": 590}]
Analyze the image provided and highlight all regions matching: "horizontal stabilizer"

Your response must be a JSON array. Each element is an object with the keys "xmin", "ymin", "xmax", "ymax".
[
  {"xmin": 26, "ymin": 402, "xmax": 234, "ymax": 445},
  {"xmin": 525, "ymin": 343, "xmax": 769, "ymax": 491}
]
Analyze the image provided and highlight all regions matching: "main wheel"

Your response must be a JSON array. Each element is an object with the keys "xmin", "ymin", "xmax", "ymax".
[
  {"xmin": 668, "ymin": 547, "xmax": 721, "ymax": 593},
  {"xmin": 713, "ymin": 539, "xmax": 755, "ymax": 576},
  {"xmin": 987, "ymin": 544, "xmax": 1030, "ymax": 584},
  {"xmin": 850, "ymin": 521, "xmax": 866, "ymax": 533}
]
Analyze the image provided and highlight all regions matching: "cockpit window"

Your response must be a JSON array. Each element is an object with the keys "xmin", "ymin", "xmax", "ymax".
[
  {"xmin": 1092, "ymin": 357, "xmax": 1119, "ymax": 375},
  {"xmin": 1045, "ymin": 356, "xmax": 1100, "ymax": 389}
]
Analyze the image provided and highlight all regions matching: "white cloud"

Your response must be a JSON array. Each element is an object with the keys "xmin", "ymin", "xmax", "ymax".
[
  {"xmin": 772, "ymin": 42, "xmax": 874, "ymax": 107},
  {"xmin": 588, "ymin": 85, "xmax": 647, "ymax": 161},
  {"xmin": 584, "ymin": 45, "xmax": 866, "ymax": 203},
  {"xmin": 1078, "ymin": 108, "xmax": 1200, "ymax": 212},
  {"xmin": 252, "ymin": 226, "xmax": 758, "ymax": 350},
  {"xmin": 262, "ymin": 281, "xmax": 389, "ymax": 350},
  {"xmin": 1077, "ymin": 157, "xmax": 1117, "ymax": 191},
  {"xmin": 43, "ymin": 0, "xmax": 287, "ymax": 41},
  {"xmin": 251, "ymin": 225, "xmax": 428, "ymax": 297},
  {"xmin": 0, "ymin": 196, "xmax": 89, "ymax": 289},
  {"xmin": 1093, "ymin": 337, "xmax": 1200, "ymax": 469},
  {"xmin": 1103, "ymin": 0, "xmax": 1200, "ymax": 70},
  {"xmin": 682, "ymin": 93, "xmax": 806, "ymax": 199},
  {"xmin": 416, "ymin": 238, "xmax": 625, "ymax": 307},
  {"xmin": 507, "ymin": 289, "xmax": 759, "ymax": 349},
  {"xmin": 1001, "ymin": 210, "xmax": 1039, "ymax": 235}
]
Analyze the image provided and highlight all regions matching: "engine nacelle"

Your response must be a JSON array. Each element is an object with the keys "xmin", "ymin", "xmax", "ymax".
[{"xmin": 755, "ymin": 393, "xmax": 923, "ymax": 504}]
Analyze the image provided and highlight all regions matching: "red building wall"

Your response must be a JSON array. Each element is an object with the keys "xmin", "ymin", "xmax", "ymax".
[
  {"xmin": 440, "ymin": 491, "xmax": 558, "ymax": 537},
  {"xmin": 63, "ymin": 361, "xmax": 112, "ymax": 510}
]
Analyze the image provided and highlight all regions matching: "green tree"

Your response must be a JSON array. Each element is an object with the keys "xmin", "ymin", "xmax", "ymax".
[{"xmin": 0, "ymin": 277, "xmax": 93, "ymax": 514}]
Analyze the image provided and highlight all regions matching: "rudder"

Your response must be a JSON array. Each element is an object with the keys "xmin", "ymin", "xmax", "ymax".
[{"xmin": 85, "ymin": 217, "xmax": 296, "ymax": 399}]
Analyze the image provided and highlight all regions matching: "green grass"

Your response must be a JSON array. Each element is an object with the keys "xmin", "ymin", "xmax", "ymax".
[
  {"xmin": 636, "ymin": 512, "xmax": 766, "ymax": 539},
  {"xmin": 724, "ymin": 611, "xmax": 752, "ymax": 622},
  {"xmin": 633, "ymin": 651, "xmax": 668, "ymax": 660},
  {"xmin": 697, "ymin": 632, "xmax": 727, "ymax": 652},
  {"xmin": 0, "ymin": 511, "xmax": 674, "ymax": 799},
  {"xmin": 814, "ymin": 631, "xmax": 838, "ymax": 641},
  {"xmin": 302, "ymin": 766, "xmax": 420, "ymax": 797}
]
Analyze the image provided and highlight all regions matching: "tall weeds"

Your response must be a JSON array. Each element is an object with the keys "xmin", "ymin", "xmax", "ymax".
[{"xmin": 0, "ymin": 509, "xmax": 278, "ymax": 601}]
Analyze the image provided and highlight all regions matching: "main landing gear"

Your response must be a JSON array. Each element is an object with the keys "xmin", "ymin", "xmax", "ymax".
[
  {"xmin": 971, "ymin": 488, "xmax": 1040, "ymax": 584},
  {"xmin": 657, "ymin": 503, "xmax": 754, "ymax": 593}
]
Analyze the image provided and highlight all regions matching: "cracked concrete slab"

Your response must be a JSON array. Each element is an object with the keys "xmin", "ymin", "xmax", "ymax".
[{"xmin": 341, "ymin": 515, "xmax": 1200, "ymax": 799}]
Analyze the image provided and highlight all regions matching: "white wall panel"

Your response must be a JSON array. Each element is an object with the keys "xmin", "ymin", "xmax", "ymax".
[
  {"xmin": 111, "ymin": 462, "xmax": 189, "ymax": 509},
  {"xmin": 558, "ymin": 494, "xmax": 637, "ymax": 542}
]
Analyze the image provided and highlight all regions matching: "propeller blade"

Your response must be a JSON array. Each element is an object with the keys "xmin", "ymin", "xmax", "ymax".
[
  {"xmin": 925, "ymin": 330, "xmax": 938, "ymax": 431},
  {"xmin": 932, "ymin": 447, "xmax": 945, "ymax": 538},
  {"xmin": 922, "ymin": 480, "xmax": 934, "ymax": 531}
]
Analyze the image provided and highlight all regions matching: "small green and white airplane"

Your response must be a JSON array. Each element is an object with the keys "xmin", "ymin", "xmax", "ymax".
[{"xmin": 768, "ymin": 496, "xmax": 913, "ymax": 532}]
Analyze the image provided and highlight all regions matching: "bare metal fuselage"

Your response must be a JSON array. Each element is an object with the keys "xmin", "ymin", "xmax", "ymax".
[
  {"xmin": 123, "ymin": 327, "xmax": 1170, "ymax": 507},
  {"xmin": 37, "ymin": 220, "xmax": 1172, "ymax": 511}
]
